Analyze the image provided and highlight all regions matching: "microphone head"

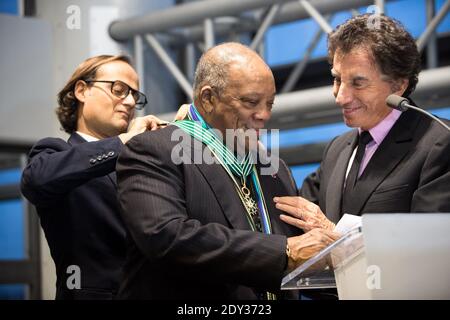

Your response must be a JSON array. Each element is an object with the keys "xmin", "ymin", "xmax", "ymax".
[{"xmin": 386, "ymin": 94, "xmax": 409, "ymax": 111}]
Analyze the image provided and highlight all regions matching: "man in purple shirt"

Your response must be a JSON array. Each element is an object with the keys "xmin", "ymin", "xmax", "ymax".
[{"xmin": 274, "ymin": 14, "xmax": 450, "ymax": 231}]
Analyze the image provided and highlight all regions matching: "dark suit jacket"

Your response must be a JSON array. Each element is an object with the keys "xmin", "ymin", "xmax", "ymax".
[
  {"xmin": 116, "ymin": 126, "xmax": 300, "ymax": 300},
  {"xmin": 21, "ymin": 133, "xmax": 127, "ymax": 299},
  {"xmin": 300, "ymin": 110, "xmax": 450, "ymax": 223}
]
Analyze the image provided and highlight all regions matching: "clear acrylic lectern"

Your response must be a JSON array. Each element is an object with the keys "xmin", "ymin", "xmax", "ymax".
[{"xmin": 281, "ymin": 227, "xmax": 364, "ymax": 291}]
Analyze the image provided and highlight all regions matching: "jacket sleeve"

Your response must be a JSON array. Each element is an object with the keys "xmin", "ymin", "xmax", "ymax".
[
  {"xmin": 20, "ymin": 136, "xmax": 123, "ymax": 206},
  {"xmin": 411, "ymin": 133, "xmax": 450, "ymax": 212},
  {"xmin": 116, "ymin": 131, "xmax": 287, "ymax": 290}
]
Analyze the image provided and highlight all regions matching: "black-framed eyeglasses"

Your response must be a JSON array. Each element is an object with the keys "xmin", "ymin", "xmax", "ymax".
[{"xmin": 84, "ymin": 80, "xmax": 148, "ymax": 110}]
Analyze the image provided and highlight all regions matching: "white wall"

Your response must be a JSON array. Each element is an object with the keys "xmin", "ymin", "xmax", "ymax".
[{"xmin": 0, "ymin": 14, "xmax": 56, "ymax": 143}]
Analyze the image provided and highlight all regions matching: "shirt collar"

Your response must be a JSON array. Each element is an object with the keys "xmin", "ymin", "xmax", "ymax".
[
  {"xmin": 358, "ymin": 109, "xmax": 402, "ymax": 145},
  {"xmin": 76, "ymin": 131, "xmax": 100, "ymax": 142}
]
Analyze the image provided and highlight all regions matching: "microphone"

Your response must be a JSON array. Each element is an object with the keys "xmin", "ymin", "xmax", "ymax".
[
  {"xmin": 385, "ymin": 94, "xmax": 409, "ymax": 112},
  {"xmin": 386, "ymin": 94, "xmax": 450, "ymax": 132}
]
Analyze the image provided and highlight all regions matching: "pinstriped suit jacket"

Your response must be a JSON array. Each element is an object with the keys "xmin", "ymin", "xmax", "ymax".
[{"xmin": 116, "ymin": 125, "xmax": 300, "ymax": 299}]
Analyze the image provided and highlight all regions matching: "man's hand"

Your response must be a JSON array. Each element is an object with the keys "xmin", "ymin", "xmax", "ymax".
[
  {"xmin": 274, "ymin": 196, "xmax": 335, "ymax": 232},
  {"xmin": 119, "ymin": 115, "xmax": 168, "ymax": 144},
  {"xmin": 286, "ymin": 228, "xmax": 340, "ymax": 272},
  {"xmin": 174, "ymin": 104, "xmax": 190, "ymax": 121}
]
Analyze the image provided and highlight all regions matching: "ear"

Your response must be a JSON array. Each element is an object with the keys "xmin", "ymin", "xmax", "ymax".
[
  {"xmin": 391, "ymin": 78, "xmax": 409, "ymax": 96},
  {"xmin": 74, "ymin": 80, "xmax": 88, "ymax": 103},
  {"xmin": 199, "ymin": 86, "xmax": 216, "ymax": 114}
]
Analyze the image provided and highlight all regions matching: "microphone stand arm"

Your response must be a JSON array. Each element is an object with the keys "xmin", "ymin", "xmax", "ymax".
[{"xmin": 405, "ymin": 103, "xmax": 450, "ymax": 132}]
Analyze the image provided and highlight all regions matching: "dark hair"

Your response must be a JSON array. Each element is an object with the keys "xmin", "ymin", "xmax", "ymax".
[
  {"xmin": 56, "ymin": 55, "xmax": 132, "ymax": 134},
  {"xmin": 328, "ymin": 14, "xmax": 421, "ymax": 97}
]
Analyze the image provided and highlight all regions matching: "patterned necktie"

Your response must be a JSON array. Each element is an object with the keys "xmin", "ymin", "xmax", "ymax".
[{"xmin": 342, "ymin": 131, "xmax": 373, "ymax": 215}]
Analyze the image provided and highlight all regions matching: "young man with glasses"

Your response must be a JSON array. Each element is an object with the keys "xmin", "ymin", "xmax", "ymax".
[{"xmin": 20, "ymin": 55, "xmax": 165, "ymax": 299}]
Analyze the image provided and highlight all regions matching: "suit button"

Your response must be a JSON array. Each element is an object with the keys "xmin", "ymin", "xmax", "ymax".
[
  {"xmin": 97, "ymin": 156, "xmax": 103, "ymax": 161},
  {"xmin": 108, "ymin": 151, "xmax": 115, "ymax": 157},
  {"xmin": 90, "ymin": 159, "xmax": 96, "ymax": 164},
  {"xmin": 102, "ymin": 154, "xmax": 108, "ymax": 159}
]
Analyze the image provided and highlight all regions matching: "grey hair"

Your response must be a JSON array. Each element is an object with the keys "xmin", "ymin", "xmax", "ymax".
[{"xmin": 193, "ymin": 42, "xmax": 253, "ymax": 102}]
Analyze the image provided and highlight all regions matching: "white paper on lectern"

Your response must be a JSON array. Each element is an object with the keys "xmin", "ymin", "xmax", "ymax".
[{"xmin": 334, "ymin": 214, "xmax": 362, "ymax": 234}]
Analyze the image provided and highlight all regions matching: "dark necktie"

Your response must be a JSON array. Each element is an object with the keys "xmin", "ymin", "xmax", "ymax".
[{"xmin": 342, "ymin": 131, "xmax": 373, "ymax": 214}]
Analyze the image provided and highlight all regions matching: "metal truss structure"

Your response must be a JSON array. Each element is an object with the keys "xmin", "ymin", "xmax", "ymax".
[{"xmin": 109, "ymin": 0, "xmax": 450, "ymax": 129}]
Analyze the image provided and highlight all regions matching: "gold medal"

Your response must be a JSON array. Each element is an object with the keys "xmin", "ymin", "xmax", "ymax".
[{"xmin": 240, "ymin": 180, "xmax": 258, "ymax": 217}]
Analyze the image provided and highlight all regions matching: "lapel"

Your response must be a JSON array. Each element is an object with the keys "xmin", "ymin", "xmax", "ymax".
[
  {"xmin": 257, "ymin": 166, "xmax": 288, "ymax": 235},
  {"xmin": 348, "ymin": 110, "xmax": 419, "ymax": 214},
  {"xmin": 68, "ymin": 132, "xmax": 86, "ymax": 145},
  {"xmin": 195, "ymin": 162, "xmax": 252, "ymax": 230},
  {"xmin": 68, "ymin": 133, "xmax": 117, "ymax": 187},
  {"xmin": 325, "ymin": 130, "xmax": 358, "ymax": 223},
  {"xmin": 186, "ymin": 134, "xmax": 251, "ymax": 230}
]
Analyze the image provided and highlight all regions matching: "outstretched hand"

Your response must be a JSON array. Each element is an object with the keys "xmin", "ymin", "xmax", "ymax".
[
  {"xmin": 119, "ymin": 115, "xmax": 168, "ymax": 144},
  {"xmin": 274, "ymin": 196, "xmax": 335, "ymax": 232},
  {"xmin": 174, "ymin": 104, "xmax": 190, "ymax": 121}
]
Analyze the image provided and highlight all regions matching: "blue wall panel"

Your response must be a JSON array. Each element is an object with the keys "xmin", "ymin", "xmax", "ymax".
[
  {"xmin": 0, "ymin": 0, "xmax": 18, "ymax": 15},
  {"xmin": 265, "ymin": 0, "xmax": 450, "ymax": 67}
]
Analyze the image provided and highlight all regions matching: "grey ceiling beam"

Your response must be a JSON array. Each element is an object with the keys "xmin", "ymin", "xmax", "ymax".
[
  {"xmin": 181, "ymin": 0, "xmax": 372, "ymax": 44},
  {"xmin": 425, "ymin": 0, "xmax": 438, "ymax": 69},
  {"xmin": 204, "ymin": 18, "xmax": 215, "ymax": 50},
  {"xmin": 110, "ymin": 0, "xmax": 291, "ymax": 41},
  {"xmin": 416, "ymin": 0, "xmax": 450, "ymax": 52},
  {"xmin": 109, "ymin": 0, "xmax": 374, "ymax": 42},
  {"xmin": 144, "ymin": 34, "xmax": 193, "ymax": 97},
  {"xmin": 374, "ymin": 0, "xmax": 385, "ymax": 13},
  {"xmin": 250, "ymin": 4, "xmax": 282, "ymax": 50},
  {"xmin": 298, "ymin": 0, "xmax": 333, "ymax": 34},
  {"xmin": 134, "ymin": 35, "xmax": 145, "ymax": 117},
  {"xmin": 281, "ymin": 14, "xmax": 332, "ymax": 93}
]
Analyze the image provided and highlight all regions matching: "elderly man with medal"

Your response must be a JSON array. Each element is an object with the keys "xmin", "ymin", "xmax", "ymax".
[{"xmin": 116, "ymin": 42, "xmax": 339, "ymax": 300}]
